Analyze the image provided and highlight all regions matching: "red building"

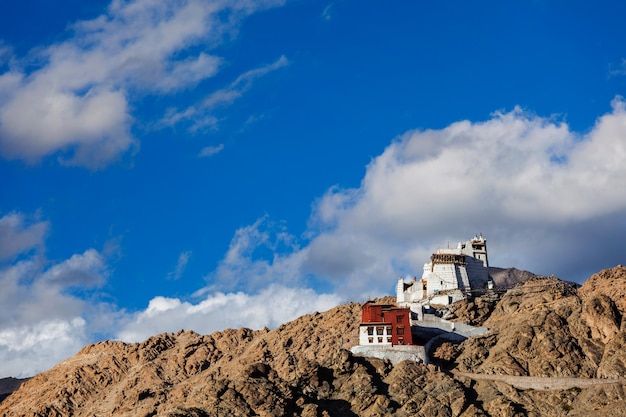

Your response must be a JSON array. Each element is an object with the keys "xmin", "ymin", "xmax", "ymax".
[{"xmin": 358, "ymin": 301, "xmax": 414, "ymax": 346}]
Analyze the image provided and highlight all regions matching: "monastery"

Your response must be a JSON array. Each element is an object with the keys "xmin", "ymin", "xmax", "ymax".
[
  {"xmin": 351, "ymin": 235, "xmax": 492, "ymax": 363},
  {"xmin": 398, "ymin": 233, "xmax": 493, "ymax": 309}
]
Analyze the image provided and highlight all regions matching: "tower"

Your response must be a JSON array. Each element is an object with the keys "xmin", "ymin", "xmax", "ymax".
[{"xmin": 469, "ymin": 233, "xmax": 488, "ymax": 268}]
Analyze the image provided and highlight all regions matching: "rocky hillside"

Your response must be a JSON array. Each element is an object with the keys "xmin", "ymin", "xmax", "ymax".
[
  {"xmin": 488, "ymin": 267, "xmax": 536, "ymax": 289},
  {"xmin": 2, "ymin": 266, "xmax": 626, "ymax": 416}
]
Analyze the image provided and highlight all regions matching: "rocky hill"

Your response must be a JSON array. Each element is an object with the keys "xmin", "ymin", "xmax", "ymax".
[
  {"xmin": 488, "ymin": 267, "xmax": 536, "ymax": 289},
  {"xmin": 2, "ymin": 266, "xmax": 626, "ymax": 416}
]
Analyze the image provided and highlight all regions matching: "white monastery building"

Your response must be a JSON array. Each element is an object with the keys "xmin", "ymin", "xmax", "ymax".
[{"xmin": 397, "ymin": 234, "xmax": 493, "ymax": 308}]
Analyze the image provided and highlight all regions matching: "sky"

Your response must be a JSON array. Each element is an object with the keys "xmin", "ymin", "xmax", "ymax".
[{"xmin": 1, "ymin": 0, "xmax": 625, "ymax": 378}]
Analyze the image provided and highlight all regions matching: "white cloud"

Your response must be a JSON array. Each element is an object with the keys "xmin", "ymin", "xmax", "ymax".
[
  {"xmin": 0, "ymin": 249, "xmax": 109, "ymax": 328},
  {"xmin": 609, "ymin": 58, "xmax": 626, "ymax": 77},
  {"xmin": 0, "ymin": 319, "xmax": 87, "ymax": 378},
  {"xmin": 0, "ymin": 41, "xmax": 11, "ymax": 67},
  {"xmin": 167, "ymin": 250, "xmax": 192, "ymax": 280},
  {"xmin": 161, "ymin": 55, "xmax": 289, "ymax": 132},
  {"xmin": 203, "ymin": 98, "xmax": 626, "ymax": 299},
  {"xmin": 205, "ymin": 216, "xmax": 307, "ymax": 293},
  {"xmin": 205, "ymin": 55, "xmax": 289, "ymax": 108},
  {"xmin": 117, "ymin": 284, "xmax": 342, "ymax": 343},
  {"xmin": 298, "ymin": 98, "xmax": 626, "ymax": 289},
  {"xmin": 0, "ymin": 212, "xmax": 111, "ymax": 378},
  {"xmin": 322, "ymin": 4, "xmax": 333, "ymax": 21},
  {"xmin": 0, "ymin": 212, "xmax": 48, "ymax": 261},
  {"xmin": 41, "ymin": 249, "xmax": 108, "ymax": 288},
  {"xmin": 0, "ymin": 0, "xmax": 285, "ymax": 168},
  {"xmin": 198, "ymin": 143, "xmax": 224, "ymax": 158}
]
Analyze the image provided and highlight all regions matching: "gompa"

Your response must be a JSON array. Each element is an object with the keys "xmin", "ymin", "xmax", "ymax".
[{"xmin": 397, "ymin": 234, "xmax": 493, "ymax": 308}]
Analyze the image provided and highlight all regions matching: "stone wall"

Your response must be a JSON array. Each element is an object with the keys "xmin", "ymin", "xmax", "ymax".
[{"xmin": 350, "ymin": 345, "xmax": 426, "ymax": 364}]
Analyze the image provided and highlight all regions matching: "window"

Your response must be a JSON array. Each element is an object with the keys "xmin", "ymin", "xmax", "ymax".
[
  {"xmin": 368, "ymin": 337, "xmax": 373, "ymax": 343},
  {"xmin": 396, "ymin": 315, "xmax": 404, "ymax": 324},
  {"xmin": 378, "ymin": 337, "xmax": 383, "ymax": 343},
  {"xmin": 398, "ymin": 337, "xmax": 404, "ymax": 345},
  {"xmin": 367, "ymin": 326, "xmax": 374, "ymax": 335},
  {"xmin": 386, "ymin": 326, "xmax": 392, "ymax": 335},
  {"xmin": 387, "ymin": 337, "xmax": 392, "ymax": 343},
  {"xmin": 397, "ymin": 326, "xmax": 404, "ymax": 335},
  {"xmin": 376, "ymin": 326, "xmax": 384, "ymax": 335}
]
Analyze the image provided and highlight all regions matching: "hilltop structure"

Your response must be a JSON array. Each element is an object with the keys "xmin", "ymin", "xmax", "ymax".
[
  {"xmin": 397, "ymin": 234, "xmax": 493, "ymax": 309},
  {"xmin": 352, "ymin": 235, "xmax": 492, "ymax": 363}
]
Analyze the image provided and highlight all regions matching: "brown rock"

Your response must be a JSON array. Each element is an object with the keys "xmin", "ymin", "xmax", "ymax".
[
  {"xmin": 456, "ymin": 277, "xmax": 597, "ymax": 378},
  {"xmin": 579, "ymin": 265, "xmax": 626, "ymax": 313},
  {"xmin": 581, "ymin": 294, "xmax": 621, "ymax": 343}
]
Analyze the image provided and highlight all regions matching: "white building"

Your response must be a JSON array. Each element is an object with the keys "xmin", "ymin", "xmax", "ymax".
[{"xmin": 397, "ymin": 234, "xmax": 493, "ymax": 308}]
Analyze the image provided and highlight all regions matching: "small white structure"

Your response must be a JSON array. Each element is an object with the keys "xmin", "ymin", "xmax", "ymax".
[
  {"xmin": 397, "ymin": 234, "xmax": 493, "ymax": 308},
  {"xmin": 358, "ymin": 324, "xmax": 393, "ymax": 346}
]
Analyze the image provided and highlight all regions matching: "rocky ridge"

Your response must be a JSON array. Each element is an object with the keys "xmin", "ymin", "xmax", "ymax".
[{"xmin": 1, "ymin": 266, "xmax": 626, "ymax": 416}]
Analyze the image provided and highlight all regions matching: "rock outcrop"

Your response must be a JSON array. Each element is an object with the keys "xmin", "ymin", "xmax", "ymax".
[{"xmin": 2, "ymin": 267, "xmax": 626, "ymax": 416}]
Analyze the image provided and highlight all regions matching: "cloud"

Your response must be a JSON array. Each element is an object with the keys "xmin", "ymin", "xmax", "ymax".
[
  {"xmin": 0, "ymin": 212, "xmax": 48, "ymax": 261},
  {"xmin": 0, "ymin": 0, "xmax": 285, "ymax": 168},
  {"xmin": 0, "ymin": 318, "xmax": 87, "ymax": 378},
  {"xmin": 0, "ymin": 42, "xmax": 11, "ymax": 67},
  {"xmin": 161, "ymin": 55, "xmax": 289, "ymax": 132},
  {"xmin": 40, "ymin": 249, "xmax": 108, "ymax": 288},
  {"xmin": 167, "ymin": 250, "xmax": 192, "ymax": 280},
  {"xmin": 116, "ymin": 284, "xmax": 342, "ymax": 342},
  {"xmin": 0, "ymin": 210, "xmax": 340, "ymax": 378},
  {"xmin": 0, "ymin": 212, "xmax": 111, "ymax": 378},
  {"xmin": 204, "ymin": 216, "xmax": 307, "ymax": 293},
  {"xmin": 609, "ymin": 58, "xmax": 626, "ymax": 77},
  {"xmin": 198, "ymin": 143, "xmax": 224, "ymax": 158},
  {"xmin": 322, "ymin": 4, "xmax": 333, "ymax": 21},
  {"xmin": 0, "ymin": 249, "xmax": 109, "ymax": 328},
  {"xmin": 0, "ymin": 256, "xmax": 101, "ymax": 378},
  {"xmin": 298, "ymin": 98, "xmax": 626, "ymax": 290},
  {"xmin": 203, "ymin": 98, "xmax": 626, "ymax": 299},
  {"xmin": 203, "ymin": 55, "xmax": 289, "ymax": 109}
]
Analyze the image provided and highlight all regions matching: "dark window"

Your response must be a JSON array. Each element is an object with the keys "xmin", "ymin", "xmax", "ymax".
[
  {"xmin": 377, "ymin": 337, "xmax": 383, "ymax": 343},
  {"xmin": 397, "ymin": 326, "xmax": 405, "ymax": 335},
  {"xmin": 367, "ymin": 327, "xmax": 374, "ymax": 335},
  {"xmin": 368, "ymin": 337, "xmax": 373, "ymax": 343},
  {"xmin": 396, "ymin": 315, "xmax": 404, "ymax": 324},
  {"xmin": 387, "ymin": 337, "xmax": 392, "ymax": 343},
  {"xmin": 376, "ymin": 326, "xmax": 384, "ymax": 335}
]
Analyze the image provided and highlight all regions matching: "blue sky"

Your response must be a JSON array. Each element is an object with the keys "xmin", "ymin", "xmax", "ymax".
[{"xmin": 1, "ymin": 0, "xmax": 626, "ymax": 377}]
